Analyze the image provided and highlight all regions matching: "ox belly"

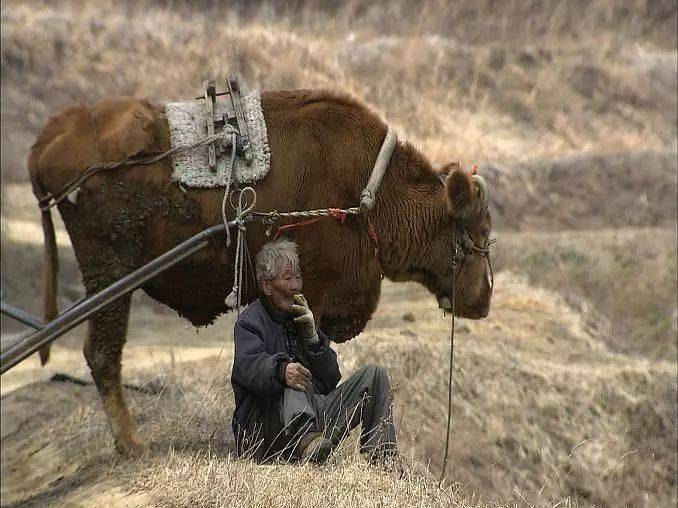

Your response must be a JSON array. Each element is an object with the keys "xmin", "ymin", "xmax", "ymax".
[{"xmin": 57, "ymin": 171, "xmax": 236, "ymax": 328}]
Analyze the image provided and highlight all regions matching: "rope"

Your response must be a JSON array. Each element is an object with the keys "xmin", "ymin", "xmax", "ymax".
[
  {"xmin": 273, "ymin": 218, "xmax": 322, "ymax": 239},
  {"xmin": 252, "ymin": 206, "xmax": 361, "ymax": 223},
  {"xmin": 367, "ymin": 219, "xmax": 385, "ymax": 279},
  {"xmin": 223, "ymin": 188, "xmax": 256, "ymax": 312},
  {"xmin": 221, "ymin": 131, "xmax": 238, "ymax": 247},
  {"xmin": 39, "ymin": 127, "xmax": 237, "ymax": 212},
  {"xmin": 437, "ymin": 220, "xmax": 493, "ymax": 483},
  {"xmin": 440, "ymin": 224, "xmax": 458, "ymax": 483}
]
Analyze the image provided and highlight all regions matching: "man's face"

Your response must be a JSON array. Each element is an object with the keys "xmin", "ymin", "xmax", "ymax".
[{"xmin": 262, "ymin": 262, "xmax": 303, "ymax": 313}]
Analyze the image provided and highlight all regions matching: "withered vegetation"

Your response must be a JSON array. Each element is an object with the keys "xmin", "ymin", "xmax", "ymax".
[{"xmin": 1, "ymin": 0, "xmax": 676, "ymax": 506}]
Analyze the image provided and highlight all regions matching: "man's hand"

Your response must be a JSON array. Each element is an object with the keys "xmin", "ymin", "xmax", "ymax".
[
  {"xmin": 291, "ymin": 294, "xmax": 320, "ymax": 345},
  {"xmin": 284, "ymin": 362, "xmax": 312, "ymax": 391}
]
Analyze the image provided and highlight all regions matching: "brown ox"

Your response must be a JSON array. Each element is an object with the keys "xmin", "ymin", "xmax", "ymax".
[{"xmin": 28, "ymin": 89, "xmax": 493, "ymax": 456}]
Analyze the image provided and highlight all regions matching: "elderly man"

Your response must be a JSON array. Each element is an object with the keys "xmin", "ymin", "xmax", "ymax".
[{"xmin": 231, "ymin": 238, "xmax": 397, "ymax": 463}]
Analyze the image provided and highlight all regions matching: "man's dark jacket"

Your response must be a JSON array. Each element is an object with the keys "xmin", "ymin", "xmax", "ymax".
[{"xmin": 231, "ymin": 298, "xmax": 341, "ymax": 460}]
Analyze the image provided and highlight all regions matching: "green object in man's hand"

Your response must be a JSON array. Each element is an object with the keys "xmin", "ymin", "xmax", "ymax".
[{"xmin": 291, "ymin": 294, "xmax": 320, "ymax": 345}]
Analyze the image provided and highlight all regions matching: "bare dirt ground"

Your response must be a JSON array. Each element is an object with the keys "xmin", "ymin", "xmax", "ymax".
[{"xmin": 1, "ymin": 0, "xmax": 676, "ymax": 506}]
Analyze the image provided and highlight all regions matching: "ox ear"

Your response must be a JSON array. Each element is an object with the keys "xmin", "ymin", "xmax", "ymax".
[
  {"xmin": 445, "ymin": 167, "xmax": 475, "ymax": 218},
  {"xmin": 445, "ymin": 167, "xmax": 490, "ymax": 220},
  {"xmin": 438, "ymin": 161, "xmax": 462, "ymax": 176}
]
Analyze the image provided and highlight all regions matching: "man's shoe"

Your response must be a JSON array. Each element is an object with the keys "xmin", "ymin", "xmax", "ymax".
[
  {"xmin": 362, "ymin": 448, "xmax": 405, "ymax": 477},
  {"xmin": 299, "ymin": 432, "xmax": 333, "ymax": 464}
]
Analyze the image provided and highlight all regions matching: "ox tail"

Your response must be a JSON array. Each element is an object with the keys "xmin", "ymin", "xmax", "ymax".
[
  {"xmin": 38, "ymin": 205, "xmax": 59, "ymax": 365},
  {"xmin": 28, "ymin": 152, "xmax": 58, "ymax": 366}
]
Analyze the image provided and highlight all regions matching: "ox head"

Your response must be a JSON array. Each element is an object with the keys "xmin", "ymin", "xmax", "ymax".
[{"xmin": 431, "ymin": 163, "xmax": 494, "ymax": 318}]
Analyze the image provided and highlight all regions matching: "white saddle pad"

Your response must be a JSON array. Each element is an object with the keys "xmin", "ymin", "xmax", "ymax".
[{"xmin": 165, "ymin": 91, "xmax": 270, "ymax": 188}]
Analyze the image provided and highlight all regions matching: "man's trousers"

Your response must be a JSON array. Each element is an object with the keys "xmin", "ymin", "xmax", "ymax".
[{"xmin": 280, "ymin": 364, "xmax": 397, "ymax": 458}]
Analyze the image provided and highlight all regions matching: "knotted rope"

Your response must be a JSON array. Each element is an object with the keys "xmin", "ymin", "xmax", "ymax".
[
  {"xmin": 221, "ymin": 131, "xmax": 239, "ymax": 247},
  {"xmin": 223, "ymin": 187, "xmax": 256, "ymax": 312},
  {"xmin": 252, "ymin": 206, "xmax": 361, "ymax": 222}
]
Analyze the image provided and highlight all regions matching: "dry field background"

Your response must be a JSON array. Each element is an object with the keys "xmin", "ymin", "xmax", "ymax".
[{"xmin": 1, "ymin": 0, "xmax": 676, "ymax": 507}]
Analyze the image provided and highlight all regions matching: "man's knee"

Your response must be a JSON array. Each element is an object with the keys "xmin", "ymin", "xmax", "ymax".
[
  {"xmin": 284, "ymin": 387, "xmax": 314, "ymax": 407},
  {"xmin": 360, "ymin": 364, "xmax": 389, "ymax": 384},
  {"xmin": 282, "ymin": 387, "xmax": 319, "ymax": 438}
]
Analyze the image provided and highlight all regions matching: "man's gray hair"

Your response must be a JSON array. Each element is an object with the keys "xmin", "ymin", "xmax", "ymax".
[{"xmin": 255, "ymin": 239, "xmax": 300, "ymax": 283}]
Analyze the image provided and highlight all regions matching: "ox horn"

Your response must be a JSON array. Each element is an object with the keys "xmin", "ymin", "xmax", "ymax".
[{"xmin": 473, "ymin": 174, "xmax": 489, "ymax": 210}]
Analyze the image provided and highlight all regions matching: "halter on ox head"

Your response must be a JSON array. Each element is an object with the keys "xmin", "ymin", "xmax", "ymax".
[{"xmin": 434, "ymin": 163, "xmax": 494, "ymax": 318}]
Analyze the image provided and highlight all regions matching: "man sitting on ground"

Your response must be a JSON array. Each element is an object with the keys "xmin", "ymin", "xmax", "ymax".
[{"xmin": 231, "ymin": 238, "xmax": 397, "ymax": 463}]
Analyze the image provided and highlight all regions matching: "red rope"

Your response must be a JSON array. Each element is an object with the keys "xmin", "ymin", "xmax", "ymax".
[
  {"xmin": 271, "ymin": 211, "xmax": 384, "ymax": 280},
  {"xmin": 273, "ymin": 218, "xmax": 321, "ymax": 239},
  {"xmin": 272, "ymin": 208, "xmax": 350, "ymax": 239},
  {"xmin": 328, "ymin": 208, "xmax": 348, "ymax": 223},
  {"xmin": 368, "ymin": 222, "xmax": 385, "ymax": 279}
]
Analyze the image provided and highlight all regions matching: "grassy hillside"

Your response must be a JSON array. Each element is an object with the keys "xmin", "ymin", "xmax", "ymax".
[
  {"xmin": 1, "ymin": 0, "xmax": 676, "ymax": 184},
  {"xmin": 1, "ymin": 0, "xmax": 676, "ymax": 506},
  {"xmin": 495, "ymin": 228, "xmax": 677, "ymax": 360},
  {"xmin": 2, "ymin": 275, "xmax": 675, "ymax": 507}
]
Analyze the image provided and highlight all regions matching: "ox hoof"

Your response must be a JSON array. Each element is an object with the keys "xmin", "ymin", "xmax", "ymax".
[{"xmin": 115, "ymin": 437, "xmax": 150, "ymax": 458}]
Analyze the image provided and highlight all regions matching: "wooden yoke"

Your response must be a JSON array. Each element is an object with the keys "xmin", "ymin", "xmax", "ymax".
[
  {"xmin": 197, "ymin": 75, "xmax": 253, "ymax": 170},
  {"xmin": 202, "ymin": 79, "xmax": 217, "ymax": 172},
  {"xmin": 227, "ymin": 74, "xmax": 253, "ymax": 165}
]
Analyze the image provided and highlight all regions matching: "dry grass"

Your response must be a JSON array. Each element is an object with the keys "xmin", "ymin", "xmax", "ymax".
[
  {"xmin": 132, "ymin": 457, "xmax": 449, "ymax": 507},
  {"xmin": 0, "ymin": 342, "xmax": 493, "ymax": 507},
  {"xmin": 2, "ymin": 274, "xmax": 675, "ymax": 507},
  {"xmin": 1, "ymin": 0, "xmax": 676, "ymax": 184},
  {"xmin": 494, "ymin": 228, "xmax": 678, "ymax": 360},
  {"xmin": 485, "ymin": 151, "xmax": 678, "ymax": 232},
  {"xmin": 339, "ymin": 275, "xmax": 677, "ymax": 507},
  {"xmin": 1, "ymin": 0, "xmax": 676, "ymax": 506}
]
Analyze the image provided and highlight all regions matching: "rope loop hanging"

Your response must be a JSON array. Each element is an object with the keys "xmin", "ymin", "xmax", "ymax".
[{"xmin": 224, "ymin": 187, "xmax": 257, "ymax": 312}]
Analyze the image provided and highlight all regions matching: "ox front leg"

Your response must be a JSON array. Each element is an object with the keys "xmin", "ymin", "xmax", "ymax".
[{"xmin": 83, "ymin": 295, "xmax": 148, "ymax": 457}]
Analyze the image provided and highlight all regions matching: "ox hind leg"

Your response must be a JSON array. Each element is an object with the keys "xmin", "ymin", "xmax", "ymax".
[
  {"xmin": 83, "ymin": 293, "xmax": 148, "ymax": 457},
  {"xmin": 65, "ymin": 219, "xmax": 148, "ymax": 457}
]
